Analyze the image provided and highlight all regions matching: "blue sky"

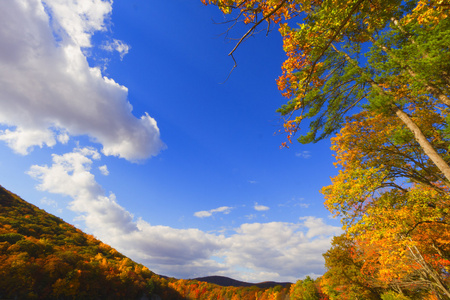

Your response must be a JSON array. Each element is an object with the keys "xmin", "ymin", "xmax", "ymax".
[{"xmin": 0, "ymin": 0, "xmax": 342, "ymax": 283}]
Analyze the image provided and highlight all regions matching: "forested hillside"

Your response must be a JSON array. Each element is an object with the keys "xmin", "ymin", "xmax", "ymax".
[
  {"xmin": 0, "ymin": 185, "xmax": 182, "ymax": 299},
  {"xmin": 0, "ymin": 185, "xmax": 328, "ymax": 300}
]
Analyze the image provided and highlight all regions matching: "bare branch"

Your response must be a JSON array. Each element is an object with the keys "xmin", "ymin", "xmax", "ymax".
[
  {"xmin": 228, "ymin": 0, "xmax": 288, "ymax": 57},
  {"xmin": 220, "ymin": 54, "xmax": 238, "ymax": 84}
]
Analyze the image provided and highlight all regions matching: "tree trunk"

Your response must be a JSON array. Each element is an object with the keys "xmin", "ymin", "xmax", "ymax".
[{"xmin": 394, "ymin": 106, "xmax": 450, "ymax": 185}]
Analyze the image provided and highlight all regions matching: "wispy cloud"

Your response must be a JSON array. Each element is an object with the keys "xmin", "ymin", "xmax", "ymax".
[
  {"xmin": 279, "ymin": 197, "xmax": 310, "ymax": 209},
  {"xmin": 254, "ymin": 202, "xmax": 270, "ymax": 211},
  {"xmin": 245, "ymin": 214, "xmax": 257, "ymax": 220},
  {"xmin": 40, "ymin": 197, "xmax": 58, "ymax": 208},
  {"xmin": 194, "ymin": 206, "xmax": 234, "ymax": 218},
  {"xmin": 102, "ymin": 39, "xmax": 131, "ymax": 60},
  {"xmin": 0, "ymin": 0, "xmax": 165, "ymax": 161},
  {"xmin": 295, "ymin": 151, "xmax": 312, "ymax": 159}
]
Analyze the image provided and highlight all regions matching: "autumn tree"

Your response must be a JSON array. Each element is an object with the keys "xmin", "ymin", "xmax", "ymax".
[
  {"xmin": 201, "ymin": 0, "xmax": 450, "ymax": 182},
  {"xmin": 321, "ymin": 109, "xmax": 450, "ymax": 298},
  {"xmin": 290, "ymin": 276, "xmax": 324, "ymax": 300},
  {"xmin": 321, "ymin": 234, "xmax": 383, "ymax": 300}
]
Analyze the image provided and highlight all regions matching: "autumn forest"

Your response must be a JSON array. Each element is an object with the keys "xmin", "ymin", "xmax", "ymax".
[{"xmin": 1, "ymin": 0, "xmax": 450, "ymax": 299}]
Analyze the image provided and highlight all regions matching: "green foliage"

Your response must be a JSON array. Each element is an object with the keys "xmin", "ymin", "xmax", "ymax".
[
  {"xmin": 381, "ymin": 291, "xmax": 411, "ymax": 300},
  {"xmin": 0, "ymin": 232, "xmax": 24, "ymax": 244},
  {"xmin": 390, "ymin": 127, "xmax": 414, "ymax": 145},
  {"xmin": 290, "ymin": 276, "xmax": 321, "ymax": 300}
]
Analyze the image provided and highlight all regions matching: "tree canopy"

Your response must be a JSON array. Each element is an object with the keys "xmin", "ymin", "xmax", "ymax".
[
  {"xmin": 201, "ymin": 0, "xmax": 450, "ymax": 180},
  {"xmin": 202, "ymin": 0, "xmax": 450, "ymax": 298}
]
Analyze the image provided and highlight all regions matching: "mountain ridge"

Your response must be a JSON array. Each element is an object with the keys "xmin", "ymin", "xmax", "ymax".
[{"xmin": 193, "ymin": 275, "xmax": 292, "ymax": 288}]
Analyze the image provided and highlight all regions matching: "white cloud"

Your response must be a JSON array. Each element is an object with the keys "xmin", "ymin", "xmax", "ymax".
[
  {"xmin": 295, "ymin": 151, "xmax": 311, "ymax": 159},
  {"xmin": 27, "ymin": 147, "xmax": 137, "ymax": 233},
  {"xmin": 28, "ymin": 148, "xmax": 342, "ymax": 282},
  {"xmin": 57, "ymin": 131, "xmax": 70, "ymax": 144},
  {"xmin": 0, "ymin": 0, "xmax": 165, "ymax": 161},
  {"xmin": 102, "ymin": 39, "xmax": 131, "ymax": 60},
  {"xmin": 193, "ymin": 211, "xmax": 213, "ymax": 218},
  {"xmin": 254, "ymin": 202, "xmax": 270, "ymax": 211},
  {"xmin": 300, "ymin": 216, "xmax": 342, "ymax": 239},
  {"xmin": 194, "ymin": 206, "xmax": 233, "ymax": 218},
  {"xmin": 43, "ymin": 0, "xmax": 112, "ymax": 48},
  {"xmin": 99, "ymin": 165, "xmax": 109, "ymax": 176},
  {"xmin": 0, "ymin": 128, "xmax": 56, "ymax": 155},
  {"xmin": 216, "ymin": 220, "xmax": 342, "ymax": 282}
]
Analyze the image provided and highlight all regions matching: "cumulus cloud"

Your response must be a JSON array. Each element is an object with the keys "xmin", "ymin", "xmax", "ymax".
[
  {"xmin": 0, "ymin": 0, "xmax": 165, "ymax": 161},
  {"xmin": 0, "ymin": 128, "xmax": 56, "ymax": 155},
  {"xmin": 194, "ymin": 206, "xmax": 233, "ymax": 218},
  {"xmin": 300, "ymin": 216, "xmax": 342, "ymax": 239},
  {"xmin": 27, "ymin": 147, "xmax": 136, "ymax": 233},
  {"xmin": 254, "ymin": 202, "xmax": 270, "ymax": 211},
  {"xmin": 99, "ymin": 165, "xmax": 109, "ymax": 176},
  {"xmin": 217, "ymin": 220, "xmax": 341, "ymax": 282},
  {"xmin": 27, "ymin": 148, "xmax": 226, "ymax": 275},
  {"xmin": 28, "ymin": 148, "xmax": 342, "ymax": 282}
]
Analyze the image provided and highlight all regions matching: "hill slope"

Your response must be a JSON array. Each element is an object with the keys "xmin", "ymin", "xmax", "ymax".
[
  {"xmin": 0, "ymin": 185, "xmax": 295, "ymax": 300},
  {"xmin": 0, "ymin": 185, "xmax": 183, "ymax": 299}
]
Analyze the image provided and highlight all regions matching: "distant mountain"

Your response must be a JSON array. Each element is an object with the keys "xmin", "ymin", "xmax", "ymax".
[
  {"xmin": 0, "ymin": 185, "xmax": 294, "ymax": 299},
  {"xmin": 193, "ymin": 275, "xmax": 292, "ymax": 289}
]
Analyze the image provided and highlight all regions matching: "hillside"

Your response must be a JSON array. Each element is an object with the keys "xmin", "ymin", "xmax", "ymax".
[
  {"xmin": 0, "ymin": 185, "xmax": 188, "ymax": 299},
  {"xmin": 0, "ymin": 185, "xmax": 299, "ymax": 299}
]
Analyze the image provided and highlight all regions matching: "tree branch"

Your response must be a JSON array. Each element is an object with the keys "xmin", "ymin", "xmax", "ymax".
[
  {"xmin": 405, "ymin": 220, "xmax": 450, "ymax": 236},
  {"xmin": 228, "ymin": 0, "xmax": 288, "ymax": 57},
  {"xmin": 305, "ymin": 0, "xmax": 366, "ymax": 86}
]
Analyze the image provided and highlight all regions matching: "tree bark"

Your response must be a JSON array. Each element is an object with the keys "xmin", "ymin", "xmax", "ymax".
[{"xmin": 394, "ymin": 106, "xmax": 450, "ymax": 185}]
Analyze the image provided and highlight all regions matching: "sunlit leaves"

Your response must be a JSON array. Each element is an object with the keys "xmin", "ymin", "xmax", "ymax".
[{"xmin": 320, "ymin": 108, "xmax": 450, "ymax": 298}]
